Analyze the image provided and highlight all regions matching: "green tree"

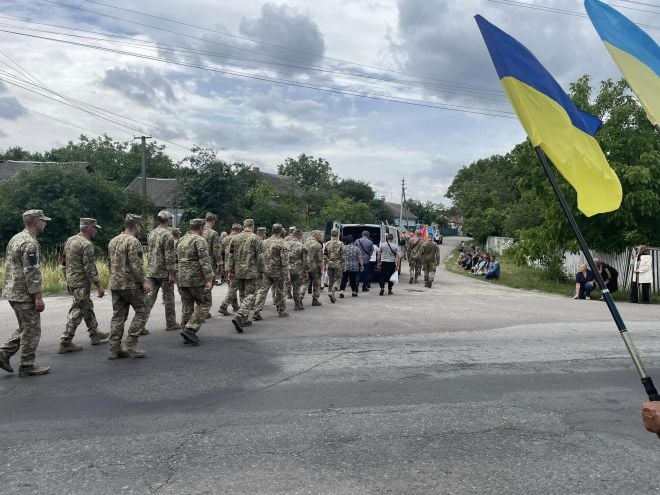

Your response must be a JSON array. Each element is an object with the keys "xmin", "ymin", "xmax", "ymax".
[
  {"xmin": 277, "ymin": 154, "xmax": 338, "ymax": 191},
  {"xmin": 241, "ymin": 182, "xmax": 303, "ymax": 230},
  {"xmin": 320, "ymin": 196, "xmax": 373, "ymax": 224}
]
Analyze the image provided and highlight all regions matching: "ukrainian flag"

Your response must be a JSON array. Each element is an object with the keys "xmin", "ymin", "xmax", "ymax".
[
  {"xmin": 585, "ymin": 0, "xmax": 660, "ymax": 127},
  {"xmin": 475, "ymin": 15, "xmax": 622, "ymax": 217}
]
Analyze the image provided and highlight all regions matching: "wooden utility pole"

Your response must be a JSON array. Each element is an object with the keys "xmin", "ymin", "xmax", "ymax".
[{"xmin": 134, "ymin": 135, "xmax": 152, "ymax": 199}]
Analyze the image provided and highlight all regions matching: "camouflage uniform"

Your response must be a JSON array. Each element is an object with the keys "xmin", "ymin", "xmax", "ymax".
[
  {"xmin": 61, "ymin": 230, "xmax": 104, "ymax": 343},
  {"xmin": 420, "ymin": 239, "xmax": 440, "ymax": 287},
  {"xmin": 254, "ymin": 233, "xmax": 288, "ymax": 316},
  {"xmin": 286, "ymin": 238, "xmax": 308, "ymax": 309},
  {"xmin": 202, "ymin": 226, "xmax": 222, "ymax": 310},
  {"xmin": 302, "ymin": 235, "xmax": 323, "ymax": 304},
  {"xmin": 108, "ymin": 230, "xmax": 148, "ymax": 354},
  {"xmin": 144, "ymin": 225, "xmax": 178, "ymax": 329},
  {"xmin": 408, "ymin": 237, "xmax": 423, "ymax": 283},
  {"xmin": 0, "ymin": 224, "xmax": 45, "ymax": 371},
  {"xmin": 219, "ymin": 229, "xmax": 240, "ymax": 313},
  {"xmin": 227, "ymin": 228, "xmax": 264, "ymax": 324},
  {"xmin": 324, "ymin": 239, "xmax": 346, "ymax": 301},
  {"xmin": 177, "ymin": 231, "xmax": 214, "ymax": 333}
]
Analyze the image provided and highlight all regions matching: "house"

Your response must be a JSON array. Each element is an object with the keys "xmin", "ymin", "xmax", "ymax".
[
  {"xmin": 125, "ymin": 176, "xmax": 184, "ymax": 226},
  {"xmin": 381, "ymin": 199, "xmax": 418, "ymax": 230},
  {"xmin": 0, "ymin": 160, "xmax": 94, "ymax": 182},
  {"xmin": 250, "ymin": 167, "xmax": 303, "ymax": 197}
]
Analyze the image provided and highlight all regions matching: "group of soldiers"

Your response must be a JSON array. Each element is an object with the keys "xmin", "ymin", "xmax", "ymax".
[
  {"xmin": 0, "ymin": 209, "xmax": 349, "ymax": 377},
  {"xmin": 404, "ymin": 231, "xmax": 441, "ymax": 288}
]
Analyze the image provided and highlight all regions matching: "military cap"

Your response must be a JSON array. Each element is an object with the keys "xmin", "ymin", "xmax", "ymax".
[
  {"xmin": 272, "ymin": 223, "xmax": 283, "ymax": 230},
  {"xmin": 80, "ymin": 217, "xmax": 101, "ymax": 229},
  {"xmin": 22, "ymin": 209, "xmax": 51, "ymax": 222},
  {"xmin": 289, "ymin": 226, "xmax": 296, "ymax": 232},
  {"xmin": 172, "ymin": 227, "xmax": 181, "ymax": 234},
  {"xmin": 189, "ymin": 218, "xmax": 205, "ymax": 226},
  {"xmin": 257, "ymin": 227, "xmax": 266, "ymax": 232},
  {"xmin": 231, "ymin": 223, "xmax": 242, "ymax": 230},
  {"xmin": 125, "ymin": 213, "xmax": 144, "ymax": 225},
  {"xmin": 157, "ymin": 210, "xmax": 173, "ymax": 220}
]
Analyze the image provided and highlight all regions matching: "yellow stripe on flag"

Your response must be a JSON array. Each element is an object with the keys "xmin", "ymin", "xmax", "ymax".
[{"xmin": 501, "ymin": 76, "xmax": 622, "ymax": 216}]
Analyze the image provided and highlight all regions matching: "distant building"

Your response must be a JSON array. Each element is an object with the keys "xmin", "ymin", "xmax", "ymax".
[
  {"xmin": 380, "ymin": 198, "xmax": 418, "ymax": 229},
  {"xmin": 250, "ymin": 166, "xmax": 303, "ymax": 198},
  {"xmin": 0, "ymin": 160, "xmax": 94, "ymax": 182},
  {"xmin": 125, "ymin": 176, "xmax": 184, "ymax": 226}
]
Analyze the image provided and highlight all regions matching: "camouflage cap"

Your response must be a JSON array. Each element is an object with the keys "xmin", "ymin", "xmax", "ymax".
[
  {"xmin": 171, "ymin": 227, "xmax": 181, "ymax": 235},
  {"xmin": 189, "ymin": 218, "xmax": 205, "ymax": 226},
  {"xmin": 231, "ymin": 223, "xmax": 242, "ymax": 230},
  {"xmin": 272, "ymin": 223, "xmax": 283, "ymax": 230},
  {"xmin": 257, "ymin": 227, "xmax": 266, "ymax": 232},
  {"xmin": 289, "ymin": 226, "xmax": 296, "ymax": 232},
  {"xmin": 22, "ymin": 209, "xmax": 51, "ymax": 222},
  {"xmin": 157, "ymin": 210, "xmax": 173, "ymax": 220},
  {"xmin": 80, "ymin": 217, "xmax": 101, "ymax": 229},
  {"xmin": 125, "ymin": 213, "xmax": 144, "ymax": 226}
]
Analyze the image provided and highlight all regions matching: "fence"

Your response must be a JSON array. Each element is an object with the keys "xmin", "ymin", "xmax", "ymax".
[{"xmin": 485, "ymin": 236, "xmax": 659, "ymax": 294}]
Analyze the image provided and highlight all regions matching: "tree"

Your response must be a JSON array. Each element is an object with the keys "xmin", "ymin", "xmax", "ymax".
[
  {"xmin": 241, "ymin": 182, "xmax": 303, "ymax": 230},
  {"xmin": 277, "ymin": 154, "xmax": 337, "ymax": 191},
  {"xmin": 320, "ymin": 196, "xmax": 373, "ymax": 224}
]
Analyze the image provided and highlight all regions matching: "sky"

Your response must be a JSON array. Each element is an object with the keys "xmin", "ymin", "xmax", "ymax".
[{"xmin": 0, "ymin": 0, "xmax": 657, "ymax": 204}]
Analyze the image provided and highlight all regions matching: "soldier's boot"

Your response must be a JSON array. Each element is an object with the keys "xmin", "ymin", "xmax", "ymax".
[
  {"xmin": 294, "ymin": 303, "xmax": 305, "ymax": 311},
  {"xmin": 180, "ymin": 329, "xmax": 199, "ymax": 346},
  {"xmin": 58, "ymin": 341, "xmax": 83, "ymax": 354},
  {"xmin": 139, "ymin": 328, "xmax": 150, "ymax": 336},
  {"xmin": 18, "ymin": 365, "xmax": 50, "ymax": 377},
  {"xmin": 218, "ymin": 305, "xmax": 231, "ymax": 316},
  {"xmin": 205, "ymin": 313, "xmax": 212, "ymax": 320},
  {"xmin": 231, "ymin": 317, "xmax": 244, "ymax": 333},
  {"xmin": 0, "ymin": 351, "xmax": 14, "ymax": 373},
  {"xmin": 409, "ymin": 278, "xmax": 414, "ymax": 284},
  {"xmin": 90, "ymin": 331, "xmax": 110, "ymax": 345},
  {"xmin": 253, "ymin": 312, "xmax": 263, "ymax": 321},
  {"xmin": 329, "ymin": 294, "xmax": 336, "ymax": 304},
  {"xmin": 108, "ymin": 345, "xmax": 129, "ymax": 360},
  {"xmin": 427, "ymin": 282, "xmax": 433, "ymax": 289},
  {"xmin": 278, "ymin": 311, "xmax": 289, "ymax": 318},
  {"xmin": 125, "ymin": 343, "xmax": 146, "ymax": 358},
  {"xmin": 165, "ymin": 323, "xmax": 182, "ymax": 331},
  {"xmin": 312, "ymin": 299, "xmax": 322, "ymax": 307}
]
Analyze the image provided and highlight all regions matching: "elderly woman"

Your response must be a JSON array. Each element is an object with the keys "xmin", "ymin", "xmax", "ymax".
[
  {"xmin": 573, "ymin": 263, "xmax": 596, "ymax": 300},
  {"xmin": 339, "ymin": 235, "xmax": 363, "ymax": 298},
  {"xmin": 631, "ymin": 245, "xmax": 653, "ymax": 304}
]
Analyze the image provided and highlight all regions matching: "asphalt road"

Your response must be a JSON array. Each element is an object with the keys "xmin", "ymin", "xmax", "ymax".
[{"xmin": 1, "ymin": 236, "xmax": 659, "ymax": 494}]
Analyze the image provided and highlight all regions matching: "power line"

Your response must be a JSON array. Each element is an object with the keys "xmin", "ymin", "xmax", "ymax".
[{"xmin": 0, "ymin": 28, "xmax": 517, "ymax": 118}]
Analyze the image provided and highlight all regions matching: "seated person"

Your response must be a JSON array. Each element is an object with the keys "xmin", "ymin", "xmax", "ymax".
[
  {"xmin": 573, "ymin": 263, "xmax": 596, "ymax": 299},
  {"xmin": 473, "ymin": 256, "xmax": 489, "ymax": 276},
  {"xmin": 484, "ymin": 255, "xmax": 500, "ymax": 279},
  {"xmin": 593, "ymin": 258, "xmax": 618, "ymax": 297},
  {"xmin": 462, "ymin": 253, "xmax": 473, "ymax": 270}
]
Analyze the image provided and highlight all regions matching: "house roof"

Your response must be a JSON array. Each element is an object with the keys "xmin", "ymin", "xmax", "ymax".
[
  {"xmin": 0, "ymin": 160, "xmax": 93, "ymax": 182},
  {"xmin": 251, "ymin": 167, "xmax": 303, "ymax": 197},
  {"xmin": 125, "ymin": 177, "xmax": 183, "ymax": 208},
  {"xmin": 383, "ymin": 201, "xmax": 418, "ymax": 221}
]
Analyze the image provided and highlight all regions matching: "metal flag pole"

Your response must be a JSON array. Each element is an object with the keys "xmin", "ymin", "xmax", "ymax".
[{"xmin": 534, "ymin": 146, "xmax": 660, "ymax": 402}]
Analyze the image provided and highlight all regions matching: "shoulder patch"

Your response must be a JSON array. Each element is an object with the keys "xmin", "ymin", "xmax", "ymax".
[
  {"xmin": 28, "ymin": 253, "xmax": 38, "ymax": 266},
  {"xmin": 137, "ymin": 251, "xmax": 143, "ymax": 258}
]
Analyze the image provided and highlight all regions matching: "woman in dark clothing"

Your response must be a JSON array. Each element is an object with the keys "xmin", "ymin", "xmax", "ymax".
[
  {"xmin": 339, "ymin": 236, "xmax": 363, "ymax": 298},
  {"xmin": 377, "ymin": 233, "xmax": 400, "ymax": 296}
]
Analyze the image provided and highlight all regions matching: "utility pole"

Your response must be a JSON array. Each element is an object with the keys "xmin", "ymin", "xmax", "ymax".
[
  {"xmin": 134, "ymin": 135, "xmax": 152, "ymax": 199},
  {"xmin": 399, "ymin": 178, "xmax": 405, "ymax": 228}
]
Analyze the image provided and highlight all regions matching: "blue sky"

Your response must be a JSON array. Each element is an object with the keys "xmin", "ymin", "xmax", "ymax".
[{"xmin": 0, "ymin": 0, "xmax": 656, "ymax": 204}]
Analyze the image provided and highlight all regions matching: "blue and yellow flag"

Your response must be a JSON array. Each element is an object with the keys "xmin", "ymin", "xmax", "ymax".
[
  {"xmin": 475, "ymin": 15, "xmax": 622, "ymax": 216},
  {"xmin": 585, "ymin": 0, "xmax": 660, "ymax": 127}
]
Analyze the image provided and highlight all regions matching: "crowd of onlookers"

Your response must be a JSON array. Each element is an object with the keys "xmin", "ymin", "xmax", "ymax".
[{"xmin": 456, "ymin": 242, "xmax": 501, "ymax": 280}]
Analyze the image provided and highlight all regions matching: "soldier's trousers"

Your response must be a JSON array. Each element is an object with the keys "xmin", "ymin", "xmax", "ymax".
[
  {"xmin": 178, "ymin": 286, "xmax": 211, "ymax": 332},
  {"xmin": 220, "ymin": 279, "xmax": 239, "ymax": 310},
  {"xmin": 290, "ymin": 274, "xmax": 304, "ymax": 306},
  {"xmin": 284, "ymin": 276, "xmax": 292, "ymax": 297},
  {"xmin": 236, "ymin": 279, "xmax": 258, "ymax": 320},
  {"xmin": 62, "ymin": 286, "xmax": 99, "ymax": 342},
  {"xmin": 409, "ymin": 259, "xmax": 421, "ymax": 282},
  {"xmin": 301, "ymin": 269, "xmax": 321, "ymax": 301},
  {"xmin": 423, "ymin": 261, "xmax": 437, "ymax": 283},
  {"xmin": 144, "ymin": 277, "xmax": 177, "ymax": 327},
  {"xmin": 254, "ymin": 275, "xmax": 285, "ymax": 314},
  {"xmin": 110, "ymin": 289, "xmax": 148, "ymax": 347},
  {"xmin": 327, "ymin": 267, "xmax": 341, "ymax": 297},
  {"xmin": 0, "ymin": 301, "xmax": 41, "ymax": 367}
]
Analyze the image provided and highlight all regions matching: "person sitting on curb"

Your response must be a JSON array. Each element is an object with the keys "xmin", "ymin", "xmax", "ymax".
[
  {"xmin": 573, "ymin": 263, "xmax": 596, "ymax": 300},
  {"xmin": 484, "ymin": 255, "xmax": 501, "ymax": 280}
]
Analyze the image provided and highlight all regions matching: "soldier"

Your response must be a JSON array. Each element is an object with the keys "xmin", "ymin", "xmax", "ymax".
[
  {"xmin": 172, "ymin": 228, "xmax": 182, "ymax": 244},
  {"xmin": 253, "ymin": 224, "xmax": 289, "ymax": 320},
  {"xmin": 202, "ymin": 212, "xmax": 223, "ymax": 318},
  {"xmin": 324, "ymin": 229, "xmax": 346, "ymax": 304},
  {"xmin": 218, "ymin": 223, "xmax": 241, "ymax": 316},
  {"xmin": 59, "ymin": 217, "xmax": 110, "ymax": 354},
  {"xmin": 256, "ymin": 227, "xmax": 267, "ymax": 241},
  {"xmin": 286, "ymin": 229, "xmax": 308, "ymax": 311},
  {"xmin": 227, "ymin": 218, "xmax": 264, "ymax": 332},
  {"xmin": 407, "ymin": 230, "xmax": 423, "ymax": 284},
  {"xmin": 107, "ymin": 214, "xmax": 151, "ymax": 359},
  {"xmin": 302, "ymin": 230, "xmax": 323, "ymax": 307},
  {"xmin": 177, "ymin": 219, "xmax": 215, "ymax": 345},
  {"xmin": 0, "ymin": 210, "xmax": 51, "ymax": 377},
  {"xmin": 283, "ymin": 225, "xmax": 296, "ymax": 299},
  {"xmin": 144, "ymin": 210, "xmax": 179, "ymax": 331},
  {"xmin": 420, "ymin": 236, "xmax": 440, "ymax": 288}
]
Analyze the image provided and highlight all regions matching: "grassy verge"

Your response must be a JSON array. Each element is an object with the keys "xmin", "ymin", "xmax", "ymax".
[{"xmin": 444, "ymin": 249, "xmax": 660, "ymax": 304}]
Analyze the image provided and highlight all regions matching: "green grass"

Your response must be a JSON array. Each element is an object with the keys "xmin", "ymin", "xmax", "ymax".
[{"xmin": 445, "ymin": 249, "xmax": 660, "ymax": 304}]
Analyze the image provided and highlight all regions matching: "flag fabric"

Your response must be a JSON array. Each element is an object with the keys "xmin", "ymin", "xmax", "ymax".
[
  {"xmin": 585, "ymin": 0, "xmax": 660, "ymax": 127},
  {"xmin": 475, "ymin": 15, "xmax": 622, "ymax": 217}
]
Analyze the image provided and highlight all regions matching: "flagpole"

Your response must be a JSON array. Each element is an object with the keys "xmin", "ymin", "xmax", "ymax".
[{"xmin": 534, "ymin": 146, "xmax": 660, "ymax": 402}]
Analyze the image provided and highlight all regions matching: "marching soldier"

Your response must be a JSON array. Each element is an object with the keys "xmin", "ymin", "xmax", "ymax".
[
  {"xmin": 420, "ymin": 236, "xmax": 440, "ymax": 288},
  {"xmin": 218, "ymin": 223, "xmax": 241, "ymax": 315},
  {"xmin": 0, "ymin": 210, "xmax": 51, "ymax": 377},
  {"xmin": 59, "ymin": 217, "xmax": 109, "ymax": 354},
  {"xmin": 302, "ymin": 230, "xmax": 323, "ymax": 307},
  {"xmin": 256, "ymin": 227, "xmax": 267, "ymax": 241},
  {"xmin": 286, "ymin": 229, "xmax": 308, "ymax": 311},
  {"xmin": 202, "ymin": 212, "xmax": 223, "ymax": 318},
  {"xmin": 324, "ymin": 229, "xmax": 346, "ymax": 304},
  {"xmin": 227, "ymin": 219, "xmax": 264, "ymax": 332},
  {"xmin": 408, "ymin": 230, "xmax": 423, "ymax": 284},
  {"xmin": 144, "ymin": 210, "xmax": 179, "ymax": 331},
  {"xmin": 177, "ymin": 219, "xmax": 215, "ymax": 345},
  {"xmin": 253, "ymin": 224, "xmax": 288, "ymax": 320},
  {"xmin": 107, "ymin": 214, "xmax": 151, "ymax": 359},
  {"xmin": 283, "ymin": 225, "xmax": 296, "ymax": 299}
]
